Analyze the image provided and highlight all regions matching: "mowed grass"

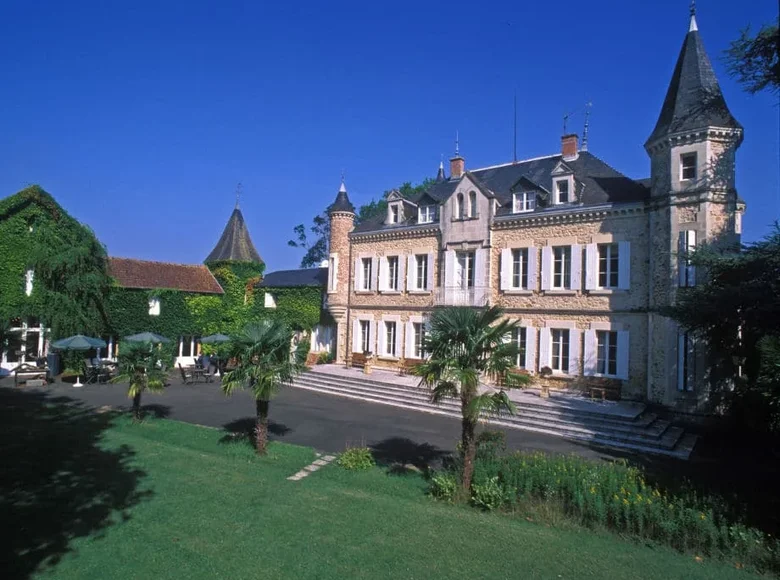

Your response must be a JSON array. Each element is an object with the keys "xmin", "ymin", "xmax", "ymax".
[{"xmin": 37, "ymin": 417, "xmax": 754, "ymax": 580}]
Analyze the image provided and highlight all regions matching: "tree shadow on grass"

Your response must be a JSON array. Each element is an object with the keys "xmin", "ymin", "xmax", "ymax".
[
  {"xmin": 218, "ymin": 417, "xmax": 292, "ymax": 447},
  {"xmin": 370, "ymin": 437, "xmax": 451, "ymax": 475},
  {"xmin": 140, "ymin": 404, "xmax": 171, "ymax": 419},
  {"xmin": 0, "ymin": 387, "xmax": 150, "ymax": 579}
]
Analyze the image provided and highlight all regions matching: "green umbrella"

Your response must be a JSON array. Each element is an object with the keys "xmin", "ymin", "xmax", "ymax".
[
  {"xmin": 124, "ymin": 332, "xmax": 171, "ymax": 344},
  {"xmin": 200, "ymin": 333, "xmax": 231, "ymax": 344},
  {"xmin": 50, "ymin": 335, "xmax": 106, "ymax": 387}
]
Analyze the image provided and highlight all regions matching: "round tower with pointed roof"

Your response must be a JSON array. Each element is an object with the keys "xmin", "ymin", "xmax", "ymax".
[
  {"xmin": 645, "ymin": 4, "xmax": 744, "ymax": 409},
  {"xmin": 326, "ymin": 178, "xmax": 356, "ymax": 363}
]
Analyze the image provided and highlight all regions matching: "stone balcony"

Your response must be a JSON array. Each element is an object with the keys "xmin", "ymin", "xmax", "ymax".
[{"xmin": 433, "ymin": 286, "xmax": 490, "ymax": 307}]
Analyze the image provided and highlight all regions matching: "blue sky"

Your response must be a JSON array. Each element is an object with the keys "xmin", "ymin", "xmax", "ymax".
[{"xmin": 0, "ymin": 0, "xmax": 777, "ymax": 271}]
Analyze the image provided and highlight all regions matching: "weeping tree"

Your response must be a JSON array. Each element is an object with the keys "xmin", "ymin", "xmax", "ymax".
[
  {"xmin": 414, "ymin": 306, "xmax": 531, "ymax": 491},
  {"xmin": 111, "ymin": 341, "xmax": 169, "ymax": 421},
  {"xmin": 222, "ymin": 320, "xmax": 307, "ymax": 455}
]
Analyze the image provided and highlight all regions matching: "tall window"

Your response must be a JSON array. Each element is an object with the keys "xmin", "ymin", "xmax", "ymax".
[
  {"xmin": 680, "ymin": 152, "xmax": 697, "ymax": 181},
  {"xmin": 415, "ymin": 254, "xmax": 428, "ymax": 290},
  {"xmin": 418, "ymin": 205, "xmax": 435, "ymax": 224},
  {"xmin": 511, "ymin": 248, "xmax": 529, "ymax": 289},
  {"xmin": 361, "ymin": 258, "xmax": 372, "ymax": 291},
  {"xmin": 468, "ymin": 191, "xmax": 477, "ymax": 217},
  {"xmin": 555, "ymin": 179, "xmax": 570, "ymax": 204},
  {"xmin": 678, "ymin": 231, "xmax": 696, "ymax": 287},
  {"xmin": 387, "ymin": 256, "xmax": 399, "ymax": 291},
  {"xmin": 456, "ymin": 251, "xmax": 475, "ymax": 289},
  {"xmin": 596, "ymin": 331, "xmax": 618, "ymax": 376},
  {"xmin": 513, "ymin": 192, "xmax": 536, "ymax": 213},
  {"xmin": 598, "ymin": 243, "xmax": 619, "ymax": 288},
  {"xmin": 412, "ymin": 322, "xmax": 426, "ymax": 359},
  {"xmin": 24, "ymin": 269, "xmax": 34, "ymax": 296},
  {"xmin": 389, "ymin": 204, "xmax": 399, "ymax": 224},
  {"xmin": 360, "ymin": 320, "xmax": 371, "ymax": 353},
  {"xmin": 384, "ymin": 321, "xmax": 397, "ymax": 357},
  {"xmin": 551, "ymin": 329, "xmax": 570, "ymax": 372},
  {"xmin": 328, "ymin": 256, "xmax": 337, "ymax": 291},
  {"xmin": 512, "ymin": 327, "xmax": 527, "ymax": 369},
  {"xmin": 180, "ymin": 336, "xmax": 199, "ymax": 358},
  {"xmin": 678, "ymin": 332, "xmax": 696, "ymax": 391},
  {"xmin": 552, "ymin": 246, "xmax": 571, "ymax": 289},
  {"xmin": 149, "ymin": 297, "xmax": 161, "ymax": 316}
]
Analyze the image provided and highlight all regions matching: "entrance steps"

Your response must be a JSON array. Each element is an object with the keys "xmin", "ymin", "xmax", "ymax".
[{"xmin": 292, "ymin": 366, "xmax": 697, "ymax": 460}]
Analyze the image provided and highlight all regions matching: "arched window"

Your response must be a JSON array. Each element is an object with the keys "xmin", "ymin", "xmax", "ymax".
[
  {"xmin": 456, "ymin": 193, "xmax": 465, "ymax": 219},
  {"xmin": 468, "ymin": 191, "xmax": 477, "ymax": 217}
]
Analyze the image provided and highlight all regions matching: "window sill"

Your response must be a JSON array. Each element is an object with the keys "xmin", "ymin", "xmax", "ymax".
[
  {"xmin": 451, "ymin": 216, "xmax": 479, "ymax": 222},
  {"xmin": 379, "ymin": 290, "xmax": 402, "ymax": 295},
  {"xmin": 354, "ymin": 290, "xmax": 375, "ymax": 295},
  {"xmin": 586, "ymin": 289, "xmax": 627, "ymax": 295},
  {"xmin": 408, "ymin": 290, "xmax": 432, "ymax": 295},
  {"xmin": 377, "ymin": 355, "xmax": 399, "ymax": 362},
  {"xmin": 543, "ymin": 290, "xmax": 577, "ymax": 296},
  {"xmin": 503, "ymin": 289, "xmax": 534, "ymax": 295}
]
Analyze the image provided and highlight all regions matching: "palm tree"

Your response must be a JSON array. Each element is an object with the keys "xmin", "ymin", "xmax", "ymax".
[
  {"xmin": 414, "ymin": 305, "xmax": 530, "ymax": 492},
  {"xmin": 222, "ymin": 320, "xmax": 307, "ymax": 455},
  {"xmin": 111, "ymin": 341, "xmax": 167, "ymax": 421}
]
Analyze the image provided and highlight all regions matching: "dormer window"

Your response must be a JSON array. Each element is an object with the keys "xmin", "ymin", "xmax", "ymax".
[
  {"xmin": 389, "ymin": 204, "xmax": 399, "ymax": 224},
  {"xmin": 512, "ymin": 192, "xmax": 536, "ymax": 213},
  {"xmin": 680, "ymin": 152, "xmax": 697, "ymax": 181},
  {"xmin": 554, "ymin": 179, "xmax": 570, "ymax": 204},
  {"xmin": 418, "ymin": 205, "xmax": 436, "ymax": 224}
]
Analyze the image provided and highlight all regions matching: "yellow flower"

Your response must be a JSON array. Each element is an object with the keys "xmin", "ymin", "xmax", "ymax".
[
  {"xmin": 590, "ymin": 486, "xmax": 596, "ymax": 495},
  {"xmin": 613, "ymin": 494, "xmax": 619, "ymax": 501},
  {"xmin": 700, "ymin": 513, "xmax": 706, "ymax": 520},
  {"xmin": 623, "ymin": 499, "xmax": 629, "ymax": 506}
]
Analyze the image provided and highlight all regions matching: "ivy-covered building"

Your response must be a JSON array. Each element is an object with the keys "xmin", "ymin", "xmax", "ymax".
[{"xmin": 0, "ymin": 187, "xmax": 267, "ymax": 371}]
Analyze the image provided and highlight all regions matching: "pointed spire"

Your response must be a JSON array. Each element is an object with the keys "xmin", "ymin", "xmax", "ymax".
[
  {"xmin": 329, "ymin": 176, "xmax": 355, "ymax": 215},
  {"xmin": 339, "ymin": 171, "xmax": 347, "ymax": 193},
  {"xmin": 581, "ymin": 102, "xmax": 591, "ymax": 152},
  {"xmin": 205, "ymin": 203, "xmax": 263, "ymax": 265},
  {"xmin": 645, "ymin": 4, "xmax": 741, "ymax": 146},
  {"xmin": 436, "ymin": 157, "xmax": 446, "ymax": 182}
]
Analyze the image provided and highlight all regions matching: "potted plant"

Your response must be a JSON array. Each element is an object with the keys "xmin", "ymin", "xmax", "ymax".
[
  {"xmin": 538, "ymin": 366, "xmax": 553, "ymax": 398},
  {"xmin": 363, "ymin": 350, "xmax": 373, "ymax": 375}
]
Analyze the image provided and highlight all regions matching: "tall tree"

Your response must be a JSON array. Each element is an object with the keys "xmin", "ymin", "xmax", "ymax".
[
  {"xmin": 221, "ymin": 320, "xmax": 307, "ymax": 455},
  {"xmin": 723, "ymin": 23, "xmax": 779, "ymax": 95},
  {"xmin": 414, "ymin": 306, "xmax": 530, "ymax": 492},
  {"xmin": 287, "ymin": 213, "xmax": 330, "ymax": 268}
]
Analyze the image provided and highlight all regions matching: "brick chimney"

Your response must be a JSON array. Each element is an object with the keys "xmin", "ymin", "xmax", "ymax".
[
  {"xmin": 450, "ymin": 155, "xmax": 465, "ymax": 179},
  {"xmin": 561, "ymin": 134, "xmax": 579, "ymax": 161}
]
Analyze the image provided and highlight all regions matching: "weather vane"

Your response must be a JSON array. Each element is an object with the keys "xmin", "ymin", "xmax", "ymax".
[{"xmin": 235, "ymin": 182, "xmax": 243, "ymax": 209}]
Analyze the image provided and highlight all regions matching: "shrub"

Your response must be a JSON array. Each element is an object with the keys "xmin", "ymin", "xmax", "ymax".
[
  {"xmin": 316, "ymin": 351, "xmax": 334, "ymax": 365},
  {"xmin": 471, "ymin": 476, "xmax": 514, "ymax": 511},
  {"xmin": 429, "ymin": 473, "xmax": 458, "ymax": 502},
  {"xmin": 337, "ymin": 446, "xmax": 375, "ymax": 471}
]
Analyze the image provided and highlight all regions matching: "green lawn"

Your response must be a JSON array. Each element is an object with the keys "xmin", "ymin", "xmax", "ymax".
[{"xmin": 21, "ymin": 414, "xmax": 755, "ymax": 579}]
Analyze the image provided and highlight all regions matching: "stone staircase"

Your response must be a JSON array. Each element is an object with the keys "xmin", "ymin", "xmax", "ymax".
[{"xmin": 292, "ymin": 367, "xmax": 697, "ymax": 460}]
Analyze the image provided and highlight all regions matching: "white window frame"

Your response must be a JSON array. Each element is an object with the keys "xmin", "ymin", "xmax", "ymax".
[
  {"xmin": 384, "ymin": 321, "xmax": 397, "ymax": 357},
  {"xmin": 418, "ymin": 205, "xmax": 435, "ymax": 224},
  {"xmin": 360, "ymin": 257, "xmax": 373, "ymax": 291},
  {"xmin": 678, "ymin": 230, "xmax": 697, "ymax": 287},
  {"xmin": 359, "ymin": 320, "xmax": 371, "ymax": 354},
  {"xmin": 598, "ymin": 243, "xmax": 619, "ymax": 289},
  {"xmin": 455, "ymin": 193, "xmax": 465, "ymax": 219},
  {"xmin": 468, "ymin": 190, "xmax": 477, "ymax": 218},
  {"xmin": 328, "ymin": 253, "xmax": 338, "ymax": 293},
  {"xmin": 389, "ymin": 204, "xmax": 399, "ymax": 224},
  {"xmin": 539, "ymin": 323, "xmax": 580, "ymax": 376},
  {"xmin": 512, "ymin": 191, "xmax": 536, "ymax": 213},
  {"xmin": 412, "ymin": 322, "xmax": 425, "ymax": 359},
  {"xmin": 455, "ymin": 251, "xmax": 475, "ymax": 289},
  {"xmin": 387, "ymin": 256, "xmax": 399, "ymax": 291},
  {"xmin": 550, "ymin": 329, "xmax": 570, "ymax": 373},
  {"xmin": 264, "ymin": 292, "xmax": 276, "ymax": 308},
  {"xmin": 148, "ymin": 297, "xmax": 161, "ymax": 316},
  {"xmin": 511, "ymin": 248, "xmax": 528, "ymax": 290},
  {"xmin": 553, "ymin": 177, "xmax": 572, "ymax": 204},
  {"xmin": 680, "ymin": 152, "xmax": 697, "ymax": 181},
  {"xmin": 552, "ymin": 246, "xmax": 571, "ymax": 289},
  {"xmin": 583, "ymin": 326, "xmax": 629, "ymax": 380},
  {"xmin": 512, "ymin": 327, "xmax": 527, "ymax": 369},
  {"xmin": 416, "ymin": 254, "xmax": 428, "ymax": 290}
]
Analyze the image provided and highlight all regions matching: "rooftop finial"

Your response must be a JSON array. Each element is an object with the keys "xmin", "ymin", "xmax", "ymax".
[
  {"xmin": 339, "ymin": 171, "xmax": 346, "ymax": 193},
  {"xmin": 581, "ymin": 101, "xmax": 592, "ymax": 152},
  {"xmin": 455, "ymin": 131, "xmax": 460, "ymax": 156},
  {"xmin": 689, "ymin": 0, "xmax": 698, "ymax": 32},
  {"xmin": 235, "ymin": 182, "xmax": 242, "ymax": 209}
]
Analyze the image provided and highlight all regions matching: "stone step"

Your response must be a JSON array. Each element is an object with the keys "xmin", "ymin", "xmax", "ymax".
[
  {"xmin": 291, "ymin": 378, "xmax": 686, "ymax": 453},
  {"xmin": 290, "ymin": 380, "xmax": 692, "ymax": 459},
  {"xmin": 300, "ymin": 372, "xmax": 661, "ymax": 434}
]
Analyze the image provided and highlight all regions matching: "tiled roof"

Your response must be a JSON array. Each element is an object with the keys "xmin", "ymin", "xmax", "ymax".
[
  {"xmin": 108, "ymin": 257, "xmax": 224, "ymax": 294},
  {"xmin": 646, "ymin": 23, "xmax": 741, "ymax": 144},
  {"xmin": 258, "ymin": 267, "xmax": 327, "ymax": 288},
  {"xmin": 205, "ymin": 208, "xmax": 263, "ymax": 264}
]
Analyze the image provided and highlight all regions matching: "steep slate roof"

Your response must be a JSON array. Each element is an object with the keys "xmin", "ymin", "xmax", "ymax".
[
  {"xmin": 352, "ymin": 151, "xmax": 648, "ymax": 233},
  {"xmin": 328, "ymin": 181, "xmax": 356, "ymax": 214},
  {"xmin": 646, "ymin": 15, "xmax": 741, "ymax": 145},
  {"xmin": 108, "ymin": 257, "xmax": 224, "ymax": 294},
  {"xmin": 205, "ymin": 208, "xmax": 263, "ymax": 264},
  {"xmin": 258, "ymin": 267, "xmax": 327, "ymax": 288}
]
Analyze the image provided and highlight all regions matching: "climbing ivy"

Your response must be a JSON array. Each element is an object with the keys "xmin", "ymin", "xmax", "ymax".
[{"xmin": 255, "ymin": 286, "xmax": 329, "ymax": 331}]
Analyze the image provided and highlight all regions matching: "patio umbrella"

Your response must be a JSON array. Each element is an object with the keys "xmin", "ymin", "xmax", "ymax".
[
  {"xmin": 200, "ymin": 333, "xmax": 231, "ymax": 344},
  {"xmin": 124, "ymin": 332, "xmax": 171, "ymax": 344},
  {"xmin": 51, "ymin": 335, "xmax": 107, "ymax": 388}
]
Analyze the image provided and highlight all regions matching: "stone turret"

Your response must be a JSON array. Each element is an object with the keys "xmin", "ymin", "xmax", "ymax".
[{"xmin": 326, "ymin": 179, "xmax": 356, "ymax": 363}]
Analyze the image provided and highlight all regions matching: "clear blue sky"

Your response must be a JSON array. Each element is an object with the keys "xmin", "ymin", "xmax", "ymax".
[{"xmin": 0, "ymin": 0, "xmax": 777, "ymax": 271}]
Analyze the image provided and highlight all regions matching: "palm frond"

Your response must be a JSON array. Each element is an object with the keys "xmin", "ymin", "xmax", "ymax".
[
  {"xmin": 431, "ymin": 381, "xmax": 459, "ymax": 403},
  {"xmin": 465, "ymin": 391, "xmax": 517, "ymax": 422}
]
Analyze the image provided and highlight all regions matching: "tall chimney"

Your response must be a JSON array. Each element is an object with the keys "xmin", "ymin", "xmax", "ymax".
[
  {"xmin": 561, "ymin": 134, "xmax": 579, "ymax": 161},
  {"xmin": 450, "ymin": 155, "xmax": 465, "ymax": 179}
]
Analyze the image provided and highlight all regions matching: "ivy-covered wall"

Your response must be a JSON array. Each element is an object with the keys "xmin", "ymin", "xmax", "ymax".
[{"xmin": 258, "ymin": 286, "xmax": 329, "ymax": 330}]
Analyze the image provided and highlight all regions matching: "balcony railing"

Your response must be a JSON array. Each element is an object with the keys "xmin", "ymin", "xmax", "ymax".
[{"xmin": 433, "ymin": 286, "xmax": 490, "ymax": 307}]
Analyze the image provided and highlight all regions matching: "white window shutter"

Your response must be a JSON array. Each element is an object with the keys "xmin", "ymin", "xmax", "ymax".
[
  {"xmin": 397, "ymin": 256, "xmax": 406, "ymax": 292},
  {"xmin": 378, "ymin": 257, "xmax": 388, "ymax": 291},
  {"xmin": 426, "ymin": 252, "xmax": 435, "ymax": 290},
  {"xmin": 475, "ymin": 249, "xmax": 487, "ymax": 290},
  {"xmin": 370, "ymin": 257, "xmax": 378, "ymax": 291},
  {"xmin": 541, "ymin": 247, "xmax": 552, "ymax": 290},
  {"xmin": 352, "ymin": 319, "xmax": 361, "ymax": 353},
  {"xmin": 687, "ymin": 231, "xmax": 697, "ymax": 287},
  {"xmin": 500, "ymin": 248, "xmax": 511, "ymax": 291},
  {"xmin": 618, "ymin": 241, "xmax": 631, "ymax": 290},
  {"xmin": 585, "ymin": 244, "xmax": 598, "ymax": 290},
  {"xmin": 677, "ymin": 232, "xmax": 687, "ymax": 287},
  {"xmin": 524, "ymin": 327, "xmax": 537, "ymax": 372},
  {"xmin": 583, "ymin": 329, "xmax": 597, "ymax": 375},
  {"xmin": 368, "ymin": 321, "xmax": 376, "ymax": 355},
  {"xmin": 570, "ymin": 244, "xmax": 582, "ymax": 291},
  {"xmin": 405, "ymin": 321, "xmax": 414, "ymax": 358},
  {"xmin": 538, "ymin": 327, "xmax": 551, "ymax": 369},
  {"xmin": 406, "ymin": 255, "xmax": 415, "ymax": 291},
  {"xmin": 527, "ymin": 247, "xmax": 538, "ymax": 291},
  {"xmin": 354, "ymin": 257, "xmax": 361, "ymax": 291},
  {"xmin": 444, "ymin": 250, "xmax": 455, "ymax": 289},
  {"xmin": 395, "ymin": 322, "xmax": 402, "ymax": 358},
  {"xmin": 568, "ymin": 329, "xmax": 581, "ymax": 376},
  {"xmin": 617, "ymin": 330, "xmax": 629, "ymax": 380}
]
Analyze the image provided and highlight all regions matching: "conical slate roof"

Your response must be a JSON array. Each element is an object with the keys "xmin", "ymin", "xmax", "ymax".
[
  {"xmin": 328, "ymin": 181, "xmax": 355, "ymax": 214},
  {"xmin": 646, "ymin": 13, "xmax": 741, "ymax": 145},
  {"xmin": 436, "ymin": 161, "xmax": 446, "ymax": 182},
  {"xmin": 205, "ymin": 208, "xmax": 263, "ymax": 264}
]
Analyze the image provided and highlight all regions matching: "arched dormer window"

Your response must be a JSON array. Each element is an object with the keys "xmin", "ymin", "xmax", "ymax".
[
  {"xmin": 456, "ymin": 193, "xmax": 465, "ymax": 219},
  {"xmin": 468, "ymin": 191, "xmax": 477, "ymax": 218}
]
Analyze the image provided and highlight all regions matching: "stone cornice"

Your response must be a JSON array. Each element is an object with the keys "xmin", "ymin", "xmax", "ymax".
[
  {"xmin": 330, "ymin": 211, "xmax": 355, "ymax": 220},
  {"xmin": 645, "ymin": 126, "xmax": 743, "ymax": 154},
  {"xmin": 491, "ymin": 203, "xmax": 645, "ymax": 230},
  {"xmin": 350, "ymin": 225, "xmax": 440, "ymax": 242}
]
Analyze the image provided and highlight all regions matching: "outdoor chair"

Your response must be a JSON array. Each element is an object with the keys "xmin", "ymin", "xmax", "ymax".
[{"xmin": 178, "ymin": 363, "xmax": 194, "ymax": 385}]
